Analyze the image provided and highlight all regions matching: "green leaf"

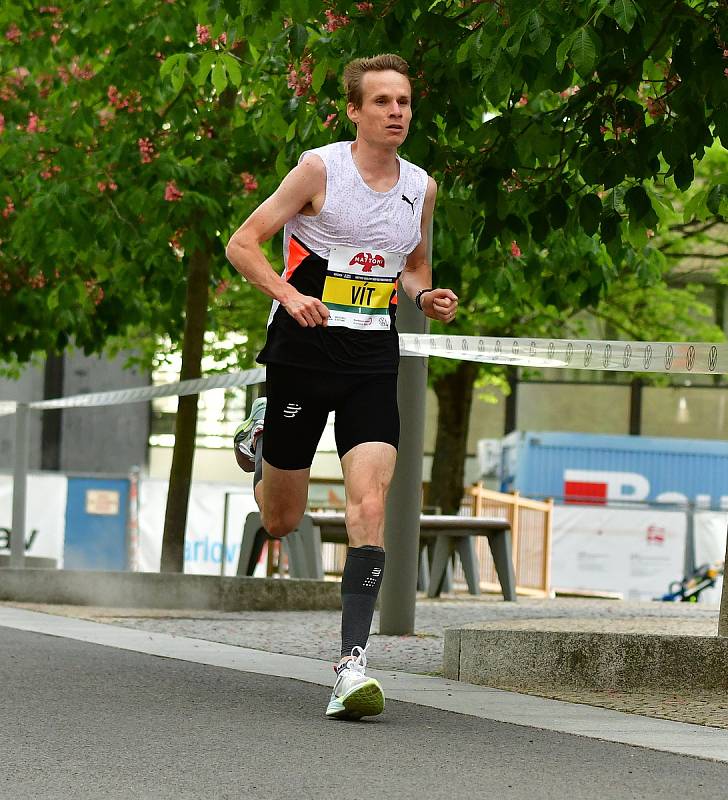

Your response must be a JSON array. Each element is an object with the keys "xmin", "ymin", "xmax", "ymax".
[
  {"xmin": 612, "ymin": 0, "xmax": 638, "ymax": 33},
  {"xmin": 579, "ymin": 193, "xmax": 602, "ymax": 235},
  {"xmin": 285, "ymin": 120, "xmax": 296, "ymax": 143},
  {"xmin": 159, "ymin": 53, "xmax": 185, "ymax": 79},
  {"xmin": 289, "ymin": 24, "xmax": 308, "ymax": 57},
  {"xmin": 193, "ymin": 52, "xmax": 217, "ymax": 86},
  {"xmin": 706, "ymin": 184, "xmax": 728, "ymax": 215},
  {"xmin": 547, "ymin": 194, "xmax": 569, "ymax": 229},
  {"xmin": 571, "ymin": 27, "xmax": 599, "ymax": 77},
  {"xmin": 624, "ymin": 185, "xmax": 651, "ymax": 222},
  {"xmin": 212, "ymin": 59, "xmax": 228, "ymax": 95},
  {"xmin": 456, "ymin": 38, "xmax": 470, "ymax": 65},
  {"xmin": 555, "ymin": 31, "xmax": 576, "ymax": 72},
  {"xmin": 673, "ymin": 158, "xmax": 694, "ymax": 191},
  {"xmin": 600, "ymin": 209, "xmax": 621, "ymax": 242},
  {"xmin": 312, "ymin": 59, "xmax": 328, "ymax": 93},
  {"xmin": 171, "ymin": 60, "xmax": 186, "ymax": 94},
  {"xmin": 222, "ymin": 54, "xmax": 242, "ymax": 87},
  {"xmin": 275, "ymin": 148, "xmax": 289, "ymax": 179}
]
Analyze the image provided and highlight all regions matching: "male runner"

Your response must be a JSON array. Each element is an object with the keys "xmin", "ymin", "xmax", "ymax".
[{"xmin": 225, "ymin": 54, "xmax": 458, "ymax": 720}]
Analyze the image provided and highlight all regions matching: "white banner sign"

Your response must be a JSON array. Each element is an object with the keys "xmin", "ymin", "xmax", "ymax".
[
  {"xmin": 551, "ymin": 506, "xmax": 687, "ymax": 601},
  {"xmin": 138, "ymin": 478, "xmax": 258, "ymax": 575},
  {"xmin": 693, "ymin": 511, "xmax": 727, "ymax": 606},
  {"xmin": 0, "ymin": 474, "xmax": 67, "ymax": 566}
]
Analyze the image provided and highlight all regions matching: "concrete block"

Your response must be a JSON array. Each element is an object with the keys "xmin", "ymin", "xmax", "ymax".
[
  {"xmin": 0, "ymin": 569, "xmax": 341, "ymax": 612},
  {"xmin": 446, "ymin": 626, "xmax": 728, "ymax": 692},
  {"xmin": 442, "ymin": 628, "xmax": 461, "ymax": 680}
]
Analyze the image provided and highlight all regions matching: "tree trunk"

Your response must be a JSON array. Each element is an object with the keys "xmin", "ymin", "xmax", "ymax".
[
  {"xmin": 428, "ymin": 361, "xmax": 479, "ymax": 515},
  {"xmin": 160, "ymin": 248, "xmax": 210, "ymax": 572},
  {"xmin": 41, "ymin": 353, "xmax": 64, "ymax": 470}
]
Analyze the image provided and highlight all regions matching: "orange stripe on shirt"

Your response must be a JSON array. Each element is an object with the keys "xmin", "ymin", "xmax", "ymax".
[{"xmin": 284, "ymin": 236, "xmax": 310, "ymax": 280}]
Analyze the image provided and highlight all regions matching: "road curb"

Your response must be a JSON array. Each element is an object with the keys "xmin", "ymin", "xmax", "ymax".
[
  {"xmin": 0, "ymin": 568, "xmax": 340, "ymax": 611},
  {"xmin": 443, "ymin": 626, "xmax": 728, "ymax": 691}
]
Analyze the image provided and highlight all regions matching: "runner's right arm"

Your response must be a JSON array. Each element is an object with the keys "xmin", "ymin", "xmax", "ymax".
[{"xmin": 226, "ymin": 157, "xmax": 330, "ymax": 328}]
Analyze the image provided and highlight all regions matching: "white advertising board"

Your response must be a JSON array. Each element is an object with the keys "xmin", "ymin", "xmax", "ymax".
[
  {"xmin": 138, "ymin": 478, "xmax": 258, "ymax": 575},
  {"xmin": 693, "ymin": 511, "xmax": 727, "ymax": 606},
  {"xmin": 551, "ymin": 505, "xmax": 687, "ymax": 601},
  {"xmin": 0, "ymin": 473, "xmax": 67, "ymax": 565}
]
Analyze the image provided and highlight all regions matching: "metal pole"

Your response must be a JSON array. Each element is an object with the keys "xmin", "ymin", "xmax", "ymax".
[
  {"xmin": 10, "ymin": 403, "xmax": 29, "ymax": 569},
  {"xmin": 221, "ymin": 492, "xmax": 230, "ymax": 577},
  {"xmin": 379, "ymin": 221, "xmax": 432, "ymax": 635}
]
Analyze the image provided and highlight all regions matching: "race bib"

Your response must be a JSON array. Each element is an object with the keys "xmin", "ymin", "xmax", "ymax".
[{"xmin": 322, "ymin": 246, "xmax": 405, "ymax": 330}]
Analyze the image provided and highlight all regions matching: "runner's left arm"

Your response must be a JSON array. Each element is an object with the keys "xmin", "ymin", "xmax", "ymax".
[{"xmin": 400, "ymin": 177, "xmax": 458, "ymax": 323}]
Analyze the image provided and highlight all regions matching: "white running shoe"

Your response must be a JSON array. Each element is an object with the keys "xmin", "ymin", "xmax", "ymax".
[
  {"xmin": 325, "ymin": 645, "xmax": 384, "ymax": 720},
  {"xmin": 233, "ymin": 397, "xmax": 266, "ymax": 472}
]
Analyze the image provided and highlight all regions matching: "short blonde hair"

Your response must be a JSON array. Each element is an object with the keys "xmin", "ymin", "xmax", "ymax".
[{"xmin": 343, "ymin": 54, "xmax": 410, "ymax": 108}]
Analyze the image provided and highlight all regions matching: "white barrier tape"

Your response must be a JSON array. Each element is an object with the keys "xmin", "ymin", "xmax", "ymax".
[
  {"xmin": 0, "ymin": 366, "xmax": 266, "ymax": 416},
  {"xmin": 399, "ymin": 334, "xmax": 727, "ymax": 375},
  {"xmin": 1, "ymin": 334, "xmax": 725, "ymax": 417}
]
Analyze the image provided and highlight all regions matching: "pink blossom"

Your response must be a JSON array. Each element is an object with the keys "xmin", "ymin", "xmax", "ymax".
[
  {"xmin": 212, "ymin": 31, "xmax": 227, "ymax": 47},
  {"xmin": 39, "ymin": 6, "xmax": 62, "ymax": 13},
  {"xmin": 196, "ymin": 24, "xmax": 211, "ymax": 45},
  {"xmin": 287, "ymin": 59, "xmax": 313, "ymax": 97},
  {"xmin": 70, "ymin": 60, "xmax": 94, "ymax": 80},
  {"xmin": 26, "ymin": 113, "xmax": 41, "ymax": 133},
  {"xmin": 138, "ymin": 137, "xmax": 155, "ymax": 163},
  {"xmin": 164, "ymin": 181, "xmax": 183, "ymax": 202},
  {"xmin": 50, "ymin": 33, "xmax": 60, "ymax": 45},
  {"xmin": 2, "ymin": 197, "xmax": 14, "ymax": 219},
  {"xmin": 510, "ymin": 241, "xmax": 521, "ymax": 258},
  {"xmin": 356, "ymin": 2, "xmax": 373, "ymax": 11},
  {"xmin": 646, "ymin": 229, "xmax": 655, "ymax": 239},
  {"xmin": 516, "ymin": 95, "xmax": 528, "ymax": 107},
  {"xmin": 240, "ymin": 172, "xmax": 258, "ymax": 193},
  {"xmin": 0, "ymin": 114, "xmax": 4, "ymax": 135},
  {"xmin": 5, "ymin": 24, "xmax": 21, "ymax": 43},
  {"xmin": 98, "ymin": 181, "xmax": 107, "ymax": 192},
  {"xmin": 324, "ymin": 9, "xmax": 350, "ymax": 32},
  {"xmin": 215, "ymin": 279, "xmax": 230, "ymax": 296},
  {"xmin": 323, "ymin": 113, "xmax": 337, "ymax": 128}
]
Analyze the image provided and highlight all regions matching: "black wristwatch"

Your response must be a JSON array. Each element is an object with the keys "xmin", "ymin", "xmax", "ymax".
[{"xmin": 415, "ymin": 288, "xmax": 433, "ymax": 311}]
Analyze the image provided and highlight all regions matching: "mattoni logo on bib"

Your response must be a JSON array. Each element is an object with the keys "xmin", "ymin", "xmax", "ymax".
[{"xmin": 349, "ymin": 252, "xmax": 386, "ymax": 272}]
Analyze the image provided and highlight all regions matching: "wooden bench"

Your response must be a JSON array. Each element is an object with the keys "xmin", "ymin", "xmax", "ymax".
[{"xmin": 236, "ymin": 511, "xmax": 516, "ymax": 601}]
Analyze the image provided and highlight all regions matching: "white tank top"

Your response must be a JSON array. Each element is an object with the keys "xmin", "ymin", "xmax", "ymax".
[{"xmin": 283, "ymin": 141, "xmax": 429, "ymax": 264}]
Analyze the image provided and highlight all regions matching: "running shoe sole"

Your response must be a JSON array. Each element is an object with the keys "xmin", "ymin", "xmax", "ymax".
[
  {"xmin": 233, "ymin": 398, "xmax": 266, "ymax": 473},
  {"xmin": 326, "ymin": 679, "xmax": 385, "ymax": 720}
]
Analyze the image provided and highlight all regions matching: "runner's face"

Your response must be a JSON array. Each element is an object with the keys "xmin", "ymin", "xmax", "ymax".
[{"xmin": 348, "ymin": 70, "xmax": 412, "ymax": 146}]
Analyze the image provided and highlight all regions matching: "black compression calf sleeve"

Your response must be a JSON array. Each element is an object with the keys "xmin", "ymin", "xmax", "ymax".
[
  {"xmin": 340, "ymin": 545, "xmax": 385, "ymax": 660},
  {"xmin": 254, "ymin": 434, "xmax": 263, "ymax": 491}
]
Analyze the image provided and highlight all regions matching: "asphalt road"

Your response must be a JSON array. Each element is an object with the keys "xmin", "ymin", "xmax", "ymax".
[{"xmin": 1, "ymin": 627, "xmax": 725, "ymax": 800}]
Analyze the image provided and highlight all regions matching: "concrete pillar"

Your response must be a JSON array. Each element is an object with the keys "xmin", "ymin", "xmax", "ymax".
[
  {"xmin": 10, "ymin": 403, "xmax": 29, "ymax": 568},
  {"xmin": 379, "ymin": 223, "xmax": 431, "ymax": 635}
]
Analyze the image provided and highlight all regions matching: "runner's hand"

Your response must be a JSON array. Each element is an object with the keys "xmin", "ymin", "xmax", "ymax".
[
  {"xmin": 282, "ymin": 290, "xmax": 330, "ymax": 327},
  {"xmin": 422, "ymin": 289, "xmax": 458, "ymax": 323}
]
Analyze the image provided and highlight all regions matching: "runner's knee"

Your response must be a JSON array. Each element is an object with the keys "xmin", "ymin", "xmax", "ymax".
[
  {"xmin": 262, "ymin": 509, "xmax": 301, "ymax": 539},
  {"xmin": 346, "ymin": 494, "xmax": 386, "ymax": 539}
]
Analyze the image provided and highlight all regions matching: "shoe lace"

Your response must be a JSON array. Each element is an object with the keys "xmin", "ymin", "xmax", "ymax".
[{"xmin": 345, "ymin": 644, "xmax": 368, "ymax": 676}]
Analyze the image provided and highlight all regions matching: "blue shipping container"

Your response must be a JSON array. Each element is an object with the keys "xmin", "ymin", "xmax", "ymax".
[{"xmin": 500, "ymin": 431, "xmax": 728, "ymax": 509}]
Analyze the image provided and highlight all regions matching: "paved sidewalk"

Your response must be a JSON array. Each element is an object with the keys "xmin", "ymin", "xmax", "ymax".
[
  {"xmin": 3, "ymin": 595, "xmax": 725, "ymax": 729},
  {"xmin": 4, "ymin": 617, "xmax": 728, "ymax": 799}
]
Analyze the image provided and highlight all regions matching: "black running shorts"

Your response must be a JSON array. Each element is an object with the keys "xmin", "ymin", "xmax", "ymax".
[{"xmin": 262, "ymin": 364, "xmax": 400, "ymax": 470}]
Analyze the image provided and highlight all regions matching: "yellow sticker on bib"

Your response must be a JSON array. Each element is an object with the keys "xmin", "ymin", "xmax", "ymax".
[{"xmin": 323, "ymin": 246, "xmax": 405, "ymax": 331}]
